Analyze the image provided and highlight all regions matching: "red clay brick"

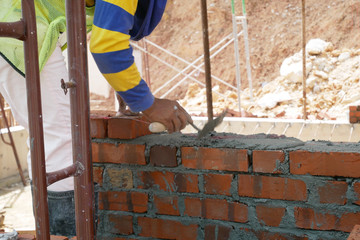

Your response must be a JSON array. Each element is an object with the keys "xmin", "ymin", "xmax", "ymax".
[
  {"xmin": 256, "ymin": 205, "xmax": 286, "ymax": 227},
  {"xmin": 350, "ymin": 117, "xmax": 358, "ymax": 123},
  {"xmin": 107, "ymin": 168, "xmax": 133, "ymax": 189},
  {"xmin": 204, "ymin": 224, "xmax": 232, "ymax": 240},
  {"xmin": 154, "ymin": 195, "xmax": 180, "ymax": 216},
  {"xmin": 290, "ymin": 151, "xmax": 360, "ymax": 178},
  {"xmin": 184, "ymin": 197, "xmax": 202, "ymax": 217},
  {"xmin": 295, "ymin": 207, "xmax": 337, "ymax": 231},
  {"xmin": 318, "ymin": 181, "xmax": 348, "ymax": 205},
  {"xmin": 253, "ymin": 150, "xmax": 285, "ymax": 174},
  {"xmin": 354, "ymin": 182, "xmax": 360, "ymax": 205},
  {"xmin": 338, "ymin": 212, "xmax": 360, "ymax": 232},
  {"xmin": 107, "ymin": 116, "xmax": 152, "ymax": 139},
  {"xmin": 50, "ymin": 237, "xmax": 69, "ymax": 240},
  {"xmin": 206, "ymin": 198, "xmax": 248, "ymax": 223},
  {"xmin": 184, "ymin": 197, "xmax": 248, "ymax": 223},
  {"xmin": 138, "ymin": 217, "xmax": 198, "ymax": 240},
  {"xmin": 92, "ymin": 142, "xmax": 146, "ymax": 165},
  {"xmin": 149, "ymin": 145, "xmax": 177, "ymax": 167},
  {"xmin": 99, "ymin": 191, "xmax": 148, "ymax": 213},
  {"xmin": 182, "ymin": 147, "xmax": 249, "ymax": 172},
  {"xmin": 238, "ymin": 175, "xmax": 307, "ymax": 201},
  {"xmin": 93, "ymin": 166, "xmax": 104, "ymax": 186},
  {"xmin": 137, "ymin": 171, "xmax": 199, "ymax": 193},
  {"xmin": 243, "ymin": 229, "xmax": 309, "ymax": 240},
  {"xmin": 90, "ymin": 117, "xmax": 108, "ymax": 138},
  {"xmin": 107, "ymin": 214, "xmax": 133, "ymax": 235},
  {"xmin": 295, "ymin": 207, "xmax": 360, "ymax": 232},
  {"xmin": 204, "ymin": 173, "xmax": 233, "ymax": 196},
  {"xmin": 348, "ymin": 225, "xmax": 360, "ymax": 240},
  {"xmin": 350, "ymin": 106, "xmax": 357, "ymax": 112},
  {"xmin": 17, "ymin": 234, "xmax": 36, "ymax": 240},
  {"xmin": 350, "ymin": 117, "xmax": 358, "ymax": 124},
  {"xmin": 98, "ymin": 238, "xmax": 136, "ymax": 240}
]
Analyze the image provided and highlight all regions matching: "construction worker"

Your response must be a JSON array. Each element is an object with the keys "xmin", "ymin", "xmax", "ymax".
[{"xmin": 0, "ymin": 0, "xmax": 192, "ymax": 237}]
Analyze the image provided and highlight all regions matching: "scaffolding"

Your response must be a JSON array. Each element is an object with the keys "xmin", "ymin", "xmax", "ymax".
[
  {"xmin": 131, "ymin": 0, "xmax": 254, "ymax": 116},
  {"xmin": 0, "ymin": 0, "xmax": 95, "ymax": 239}
]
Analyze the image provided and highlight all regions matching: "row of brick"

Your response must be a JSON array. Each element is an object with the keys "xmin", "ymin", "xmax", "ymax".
[
  {"xmin": 90, "ymin": 114, "xmax": 152, "ymax": 140},
  {"xmin": 98, "ymin": 190, "xmax": 359, "ymax": 233},
  {"xmin": 100, "ymin": 214, "xmax": 355, "ymax": 240},
  {"xmin": 92, "ymin": 143, "xmax": 360, "ymax": 178},
  {"xmin": 93, "ymin": 167, "xmax": 360, "ymax": 205},
  {"xmin": 17, "ymin": 233, "xmax": 76, "ymax": 240}
]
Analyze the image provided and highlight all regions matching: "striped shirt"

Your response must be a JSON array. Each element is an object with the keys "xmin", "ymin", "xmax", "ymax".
[{"xmin": 90, "ymin": 0, "xmax": 166, "ymax": 112}]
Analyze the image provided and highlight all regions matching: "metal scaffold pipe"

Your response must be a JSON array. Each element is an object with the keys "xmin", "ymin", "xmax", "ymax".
[
  {"xmin": 65, "ymin": 0, "xmax": 95, "ymax": 238},
  {"xmin": 200, "ymin": 0, "xmax": 214, "ymax": 120},
  {"xmin": 231, "ymin": 0, "xmax": 242, "ymax": 113},
  {"xmin": 22, "ymin": 0, "xmax": 50, "ymax": 238},
  {"xmin": 302, "ymin": 0, "xmax": 307, "ymax": 120},
  {"xmin": 241, "ymin": 2, "xmax": 254, "ymax": 101}
]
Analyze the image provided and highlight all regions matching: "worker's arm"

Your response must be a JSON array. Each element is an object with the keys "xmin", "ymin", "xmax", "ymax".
[{"xmin": 89, "ymin": 0, "xmax": 192, "ymax": 132}]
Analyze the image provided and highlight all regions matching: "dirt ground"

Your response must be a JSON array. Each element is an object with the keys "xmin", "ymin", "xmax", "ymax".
[
  {"xmin": 144, "ymin": 0, "xmax": 360, "ymax": 98},
  {"xmin": 0, "ymin": 182, "xmax": 34, "ymax": 231}
]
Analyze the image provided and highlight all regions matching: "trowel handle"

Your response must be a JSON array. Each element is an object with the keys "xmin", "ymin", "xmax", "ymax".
[{"xmin": 149, "ymin": 122, "xmax": 167, "ymax": 133}]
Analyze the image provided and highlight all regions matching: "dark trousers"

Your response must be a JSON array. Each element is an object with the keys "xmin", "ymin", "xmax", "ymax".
[{"xmin": 31, "ymin": 184, "xmax": 98, "ymax": 238}]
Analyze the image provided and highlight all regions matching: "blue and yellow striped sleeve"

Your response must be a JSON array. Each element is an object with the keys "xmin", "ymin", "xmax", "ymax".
[{"xmin": 90, "ymin": 0, "xmax": 154, "ymax": 112}]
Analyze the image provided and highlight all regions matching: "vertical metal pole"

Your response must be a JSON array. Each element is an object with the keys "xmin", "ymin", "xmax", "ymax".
[
  {"xmin": 241, "ymin": 17, "xmax": 254, "ymax": 101},
  {"xmin": 302, "ymin": 0, "xmax": 307, "ymax": 120},
  {"xmin": 22, "ymin": 0, "xmax": 50, "ymax": 239},
  {"xmin": 65, "ymin": 0, "xmax": 94, "ymax": 239},
  {"xmin": 200, "ymin": 0, "xmax": 214, "ymax": 120},
  {"xmin": 231, "ymin": 0, "xmax": 242, "ymax": 113},
  {"xmin": 142, "ymin": 39, "xmax": 151, "ymax": 88},
  {"xmin": 0, "ymin": 97, "xmax": 26, "ymax": 186}
]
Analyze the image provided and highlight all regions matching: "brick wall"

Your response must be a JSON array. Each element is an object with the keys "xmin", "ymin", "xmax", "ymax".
[{"xmin": 91, "ymin": 115, "xmax": 360, "ymax": 240}]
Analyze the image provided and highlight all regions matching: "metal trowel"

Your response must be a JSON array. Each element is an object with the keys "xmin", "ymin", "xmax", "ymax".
[{"xmin": 149, "ymin": 109, "xmax": 227, "ymax": 138}]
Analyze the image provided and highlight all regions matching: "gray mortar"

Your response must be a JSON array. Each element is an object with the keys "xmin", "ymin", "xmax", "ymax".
[
  {"xmin": 99, "ymin": 132, "xmax": 305, "ymax": 150},
  {"xmin": 294, "ymin": 140, "xmax": 360, "ymax": 153},
  {"xmin": 98, "ymin": 131, "xmax": 360, "ymax": 153}
]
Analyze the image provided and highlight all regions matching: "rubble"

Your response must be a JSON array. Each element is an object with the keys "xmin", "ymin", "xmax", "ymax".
[{"xmin": 180, "ymin": 39, "xmax": 360, "ymax": 121}]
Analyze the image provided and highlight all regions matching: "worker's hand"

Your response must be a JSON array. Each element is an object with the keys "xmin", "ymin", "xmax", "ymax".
[{"xmin": 142, "ymin": 98, "xmax": 193, "ymax": 133}]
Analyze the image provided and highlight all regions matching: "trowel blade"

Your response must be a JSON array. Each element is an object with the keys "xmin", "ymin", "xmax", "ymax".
[{"xmin": 197, "ymin": 109, "xmax": 227, "ymax": 139}]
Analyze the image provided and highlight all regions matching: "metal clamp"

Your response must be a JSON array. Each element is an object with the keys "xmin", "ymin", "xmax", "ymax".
[{"xmin": 61, "ymin": 78, "xmax": 77, "ymax": 95}]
